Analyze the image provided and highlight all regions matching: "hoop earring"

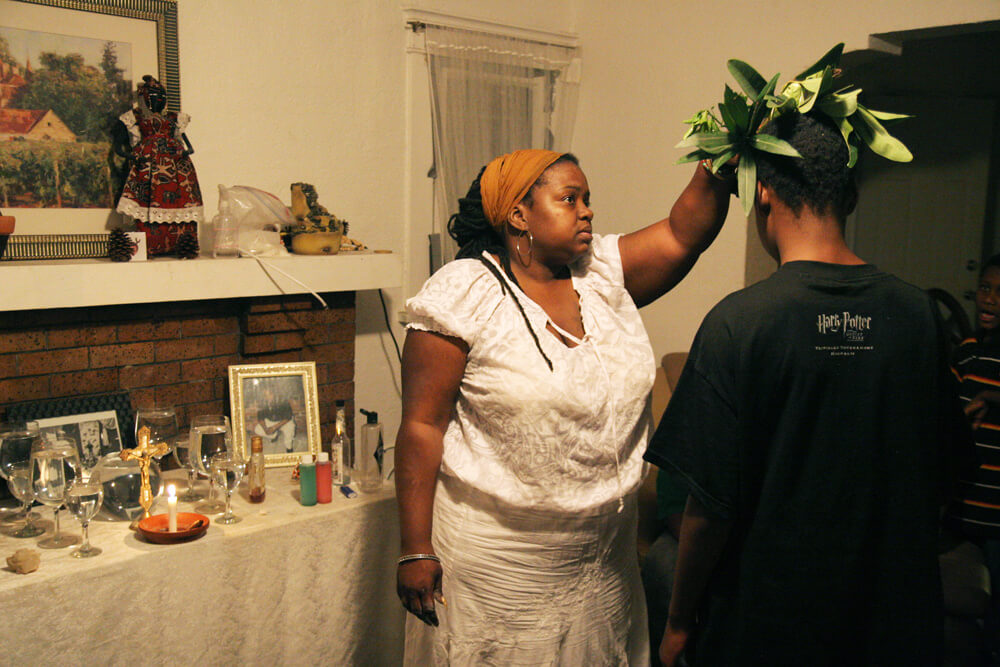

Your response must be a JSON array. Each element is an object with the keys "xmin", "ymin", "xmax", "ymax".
[{"xmin": 514, "ymin": 231, "xmax": 533, "ymax": 265}]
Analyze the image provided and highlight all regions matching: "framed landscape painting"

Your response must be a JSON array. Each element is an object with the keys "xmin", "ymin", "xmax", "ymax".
[{"xmin": 0, "ymin": 0, "xmax": 178, "ymax": 232}]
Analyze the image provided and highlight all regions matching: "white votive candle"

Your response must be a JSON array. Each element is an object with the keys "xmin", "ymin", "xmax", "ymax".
[{"xmin": 167, "ymin": 484, "xmax": 178, "ymax": 532}]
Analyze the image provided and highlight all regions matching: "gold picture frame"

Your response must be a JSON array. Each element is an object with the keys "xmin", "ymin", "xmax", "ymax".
[{"xmin": 228, "ymin": 362, "xmax": 321, "ymax": 468}]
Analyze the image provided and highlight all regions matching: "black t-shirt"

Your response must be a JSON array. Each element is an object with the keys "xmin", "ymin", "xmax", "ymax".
[{"xmin": 645, "ymin": 261, "xmax": 954, "ymax": 667}]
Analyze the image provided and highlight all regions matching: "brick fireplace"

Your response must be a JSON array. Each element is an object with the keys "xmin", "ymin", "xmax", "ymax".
[{"xmin": 0, "ymin": 291, "xmax": 356, "ymax": 497}]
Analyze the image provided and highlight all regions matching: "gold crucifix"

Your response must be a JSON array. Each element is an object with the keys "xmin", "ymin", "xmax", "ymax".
[{"xmin": 121, "ymin": 425, "xmax": 169, "ymax": 522}]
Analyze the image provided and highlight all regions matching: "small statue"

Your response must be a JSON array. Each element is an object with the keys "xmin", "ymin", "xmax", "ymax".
[
  {"xmin": 289, "ymin": 182, "xmax": 348, "ymax": 235},
  {"xmin": 113, "ymin": 75, "xmax": 204, "ymax": 256},
  {"xmin": 120, "ymin": 425, "xmax": 168, "ymax": 521}
]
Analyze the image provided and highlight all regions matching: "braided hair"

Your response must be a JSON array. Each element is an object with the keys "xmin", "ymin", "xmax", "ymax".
[{"xmin": 446, "ymin": 154, "xmax": 579, "ymax": 371}]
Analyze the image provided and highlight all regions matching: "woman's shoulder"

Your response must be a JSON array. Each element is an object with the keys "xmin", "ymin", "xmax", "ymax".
[
  {"xmin": 406, "ymin": 257, "xmax": 506, "ymax": 344},
  {"xmin": 418, "ymin": 256, "xmax": 497, "ymax": 291}
]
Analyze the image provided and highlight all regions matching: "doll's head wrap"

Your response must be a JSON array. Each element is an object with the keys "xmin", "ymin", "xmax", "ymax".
[
  {"xmin": 137, "ymin": 75, "xmax": 166, "ymax": 110},
  {"xmin": 480, "ymin": 149, "xmax": 563, "ymax": 229}
]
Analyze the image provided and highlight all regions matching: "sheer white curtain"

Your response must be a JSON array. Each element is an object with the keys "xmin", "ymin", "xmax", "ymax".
[{"xmin": 421, "ymin": 24, "xmax": 581, "ymax": 263}]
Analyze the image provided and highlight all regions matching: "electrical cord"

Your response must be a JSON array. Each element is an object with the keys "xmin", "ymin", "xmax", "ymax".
[{"xmin": 378, "ymin": 288, "xmax": 403, "ymax": 363}]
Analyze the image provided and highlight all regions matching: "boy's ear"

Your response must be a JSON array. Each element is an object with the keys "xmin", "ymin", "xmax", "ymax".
[{"xmin": 755, "ymin": 182, "xmax": 771, "ymax": 217}]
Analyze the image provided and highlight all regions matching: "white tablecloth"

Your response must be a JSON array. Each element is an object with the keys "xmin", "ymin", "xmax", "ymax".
[{"xmin": 0, "ymin": 470, "xmax": 404, "ymax": 666}]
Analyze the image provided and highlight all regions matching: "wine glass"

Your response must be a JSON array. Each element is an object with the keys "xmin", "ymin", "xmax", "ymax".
[
  {"xmin": 191, "ymin": 415, "xmax": 230, "ymax": 514},
  {"xmin": 30, "ymin": 434, "xmax": 81, "ymax": 549},
  {"xmin": 172, "ymin": 435, "xmax": 202, "ymax": 502},
  {"xmin": 65, "ymin": 471, "xmax": 103, "ymax": 558},
  {"xmin": 135, "ymin": 405, "xmax": 177, "ymax": 461},
  {"xmin": 1, "ymin": 422, "xmax": 39, "ymax": 524},
  {"xmin": 211, "ymin": 451, "xmax": 246, "ymax": 525},
  {"xmin": 6, "ymin": 461, "xmax": 44, "ymax": 538}
]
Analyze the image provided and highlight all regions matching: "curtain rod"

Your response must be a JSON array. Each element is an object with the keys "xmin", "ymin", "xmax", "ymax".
[{"xmin": 403, "ymin": 13, "xmax": 579, "ymax": 50}]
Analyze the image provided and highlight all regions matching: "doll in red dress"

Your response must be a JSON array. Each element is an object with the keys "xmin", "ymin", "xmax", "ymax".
[{"xmin": 115, "ymin": 75, "xmax": 203, "ymax": 256}]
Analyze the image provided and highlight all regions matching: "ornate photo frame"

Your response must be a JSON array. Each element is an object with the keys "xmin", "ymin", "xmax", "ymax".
[{"xmin": 228, "ymin": 362, "xmax": 321, "ymax": 468}]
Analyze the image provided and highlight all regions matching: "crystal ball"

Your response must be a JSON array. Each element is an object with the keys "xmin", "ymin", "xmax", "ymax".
[{"xmin": 92, "ymin": 453, "xmax": 162, "ymax": 521}]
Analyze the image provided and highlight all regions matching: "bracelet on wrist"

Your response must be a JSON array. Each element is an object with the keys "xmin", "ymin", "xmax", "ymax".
[{"xmin": 397, "ymin": 553, "xmax": 441, "ymax": 566}]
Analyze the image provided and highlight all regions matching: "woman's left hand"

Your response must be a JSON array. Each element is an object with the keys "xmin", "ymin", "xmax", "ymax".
[{"xmin": 397, "ymin": 558, "xmax": 444, "ymax": 626}]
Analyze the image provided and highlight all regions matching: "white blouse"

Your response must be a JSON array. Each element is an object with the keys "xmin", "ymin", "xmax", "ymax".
[{"xmin": 406, "ymin": 234, "xmax": 655, "ymax": 513}]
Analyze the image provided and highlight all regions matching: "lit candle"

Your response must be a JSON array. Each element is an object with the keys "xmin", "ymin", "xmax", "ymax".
[{"xmin": 167, "ymin": 484, "xmax": 178, "ymax": 532}]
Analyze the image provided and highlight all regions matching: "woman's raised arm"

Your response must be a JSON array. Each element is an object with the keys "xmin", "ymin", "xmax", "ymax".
[{"xmin": 619, "ymin": 163, "xmax": 734, "ymax": 307}]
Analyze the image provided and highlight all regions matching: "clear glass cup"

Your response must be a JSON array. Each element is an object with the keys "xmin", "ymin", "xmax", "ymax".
[
  {"xmin": 135, "ymin": 405, "xmax": 178, "ymax": 461},
  {"xmin": 0, "ymin": 422, "xmax": 39, "ymax": 525},
  {"xmin": 172, "ymin": 435, "xmax": 202, "ymax": 502},
  {"xmin": 65, "ymin": 471, "xmax": 104, "ymax": 558},
  {"xmin": 6, "ymin": 461, "xmax": 43, "ymax": 538},
  {"xmin": 30, "ymin": 434, "xmax": 81, "ymax": 549},
  {"xmin": 211, "ymin": 452, "xmax": 246, "ymax": 525},
  {"xmin": 191, "ymin": 415, "xmax": 230, "ymax": 514}
]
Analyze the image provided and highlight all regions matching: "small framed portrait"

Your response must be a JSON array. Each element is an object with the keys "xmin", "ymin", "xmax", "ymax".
[
  {"xmin": 228, "ymin": 361, "xmax": 321, "ymax": 467},
  {"xmin": 32, "ymin": 410, "xmax": 124, "ymax": 471},
  {"xmin": 4, "ymin": 390, "xmax": 133, "ymax": 471}
]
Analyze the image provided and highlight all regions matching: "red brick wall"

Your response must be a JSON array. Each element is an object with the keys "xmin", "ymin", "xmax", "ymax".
[{"xmin": 0, "ymin": 292, "xmax": 355, "ymax": 443}]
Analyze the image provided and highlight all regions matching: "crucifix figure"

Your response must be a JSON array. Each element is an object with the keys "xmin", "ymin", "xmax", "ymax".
[{"xmin": 120, "ymin": 425, "xmax": 169, "ymax": 521}]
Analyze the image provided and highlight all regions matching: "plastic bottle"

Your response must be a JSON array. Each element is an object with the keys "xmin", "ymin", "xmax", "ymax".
[
  {"xmin": 316, "ymin": 451, "xmax": 332, "ymax": 503},
  {"xmin": 357, "ymin": 408, "xmax": 384, "ymax": 493},
  {"xmin": 211, "ymin": 195, "xmax": 239, "ymax": 258},
  {"xmin": 330, "ymin": 401, "xmax": 352, "ymax": 486},
  {"xmin": 247, "ymin": 435, "xmax": 266, "ymax": 503},
  {"xmin": 298, "ymin": 453, "xmax": 317, "ymax": 506}
]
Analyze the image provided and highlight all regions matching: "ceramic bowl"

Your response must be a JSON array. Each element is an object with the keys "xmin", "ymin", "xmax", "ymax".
[{"xmin": 137, "ymin": 512, "xmax": 210, "ymax": 544}]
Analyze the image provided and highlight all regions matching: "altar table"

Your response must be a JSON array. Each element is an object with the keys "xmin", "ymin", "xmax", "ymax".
[{"xmin": 0, "ymin": 471, "xmax": 404, "ymax": 666}]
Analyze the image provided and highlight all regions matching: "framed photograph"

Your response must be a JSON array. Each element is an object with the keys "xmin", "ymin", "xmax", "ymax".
[
  {"xmin": 229, "ymin": 362, "xmax": 321, "ymax": 467},
  {"xmin": 1, "ymin": 0, "xmax": 179, "ymax": 233},
  {"xmin": 4, "ymin": 389, "xmax": 134, "ymax": 446},
  {"xmin": 31, "ymin": 410, "xmax": 123, "ymax": 471}
]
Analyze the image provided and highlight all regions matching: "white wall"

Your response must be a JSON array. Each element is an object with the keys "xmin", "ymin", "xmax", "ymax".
[
  {"xmin": 570, "ymin": 0, "xmax": 1000, "ymax": 360},
  {"xmin": 185, "ymin": 0, "xmax": 999, "ymax": 449},
  {"xmin": 44, "ymin": 0, "xmax": 1000, "ymax": 448}
]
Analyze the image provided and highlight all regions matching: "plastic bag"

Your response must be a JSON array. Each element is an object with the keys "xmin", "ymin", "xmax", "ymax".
[{"xmin": 216, "ymin": 185, "xmax": 293, "ymax": 257}]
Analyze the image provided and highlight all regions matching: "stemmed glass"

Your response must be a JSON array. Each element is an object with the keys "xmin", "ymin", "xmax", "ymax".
[
  {"xmin": 172, "ymin": 435, "xmax": 202, "ymax": 502},
  {"xmin": 135, "ymin": 405, "xmax": 178, "ymax": 462},
  {"xmin": 65, "ymin": 471, "xmax": 104, "ymax": 558},
  {"xmin": 30, "ymin": 433, "xmax": 81, "ymax": 549},
  {"xmin": 5, "ymin": 461, "xmax": 44, "ymax": 538},
  {"xmin": 211, "ymin": 451, "xmax": 246, "ymax": 525},
  {"xmin": 1, "ymin": 422, "xmax": 40, "ymax": 524},
  {"xmin": 191, "ymin": 415, "xmax": 230, "ymax": 514}
]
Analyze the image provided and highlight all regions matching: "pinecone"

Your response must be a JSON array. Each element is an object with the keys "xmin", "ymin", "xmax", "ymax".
[
  {"xmin": 175, "ymin": 230, "xmax": 199, "ymax": 259},
  {"xmin": 108, "ymin": 228, "xmax": 133, "ymax": 262}
]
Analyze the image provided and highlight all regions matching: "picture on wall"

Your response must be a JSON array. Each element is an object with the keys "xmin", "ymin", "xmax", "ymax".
[
  {"xmin": 0, "ymin": 23, "xmax": 133, "ymax": 208},
  {"xmin": 0, "ymin": 0, "xmax": 177, "ymax": 217}
]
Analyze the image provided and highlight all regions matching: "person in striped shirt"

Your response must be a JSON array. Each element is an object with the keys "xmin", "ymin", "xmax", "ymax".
[{"xmin": 948, "ymin": 253, "xmax": 1000, "ymax": 659}]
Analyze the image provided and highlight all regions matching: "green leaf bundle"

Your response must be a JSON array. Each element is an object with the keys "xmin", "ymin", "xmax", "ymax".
[{"xmin": 676, "ymin": 43, "xmax": 912, "ymax": 216}]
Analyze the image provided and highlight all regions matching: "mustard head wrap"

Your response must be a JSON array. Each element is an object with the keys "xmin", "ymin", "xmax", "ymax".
[{"xmin": 480, "ymin": 149, "xmax": 563, "ymax": 228}]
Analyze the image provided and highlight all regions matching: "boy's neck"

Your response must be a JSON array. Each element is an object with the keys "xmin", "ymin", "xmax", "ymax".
[{"xmin": 774, "ymin": 207, "xmax": 865, "ymax": 267}]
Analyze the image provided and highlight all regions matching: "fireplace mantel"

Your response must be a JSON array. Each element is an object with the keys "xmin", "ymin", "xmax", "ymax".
[{"xmin": 0, "ymin": 251, "xmax": 401, "ymax": 312}]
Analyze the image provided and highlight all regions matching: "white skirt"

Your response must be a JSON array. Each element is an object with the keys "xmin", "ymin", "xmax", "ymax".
[{"xmin": 404, "ymin": 478, "xmax": 649, "ymax": 666}]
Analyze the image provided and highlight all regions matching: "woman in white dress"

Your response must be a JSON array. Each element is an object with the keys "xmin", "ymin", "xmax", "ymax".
[{"xmin": 396, "ymin": 149, "xmax": 733, "ymax": 665}]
